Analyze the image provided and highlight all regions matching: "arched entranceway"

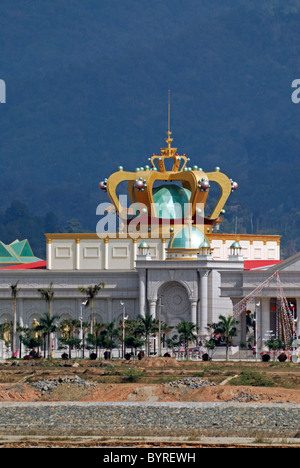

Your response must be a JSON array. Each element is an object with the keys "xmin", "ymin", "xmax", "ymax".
[{"xmin": 157, "ymin": 281, "xmax": 190, "ymax": 327}]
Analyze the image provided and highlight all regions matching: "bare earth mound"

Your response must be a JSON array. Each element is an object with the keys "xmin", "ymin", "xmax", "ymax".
[
  {"xmin": 0, "ymin": 382, "xmax": 300, "ymax": 404},
  {"xmin": 0, "ymin": 383, "xmax": 40, "ymax": 402},
  {"xmin": 139, "ymin": 357, "xmax": 180, "ymax": 368}
]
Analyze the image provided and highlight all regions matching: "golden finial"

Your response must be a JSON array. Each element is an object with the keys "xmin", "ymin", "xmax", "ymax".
[{"xmin": 162, "ymin": 90, "xmax": 177, "ymax": 157}]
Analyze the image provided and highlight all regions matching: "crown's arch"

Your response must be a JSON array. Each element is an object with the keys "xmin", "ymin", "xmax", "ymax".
[{"xmin": 99, "ymin": 128, "xmax": 238, "ymax": 239}]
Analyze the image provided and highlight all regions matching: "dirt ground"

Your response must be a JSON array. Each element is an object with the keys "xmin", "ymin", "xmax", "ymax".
[
  {"xmin": 0, "ymin": 357, "xmax": 300, "ymax": 404},
  {"xmin": 1, "ymin": 381, "xmax": 300, "ymax": 403},
  {"xmin": 85, "ymin": 382, "xmax": 300, "ymax": 403}
]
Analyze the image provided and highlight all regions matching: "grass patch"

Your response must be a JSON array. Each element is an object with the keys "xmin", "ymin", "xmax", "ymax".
[
  {"xmin": 229, "ymin": 370, "xmax": 275, "ymax": 387},
  {"xmin": 122, "ymin": 368, "xmax": 144, "ymax": 383}
]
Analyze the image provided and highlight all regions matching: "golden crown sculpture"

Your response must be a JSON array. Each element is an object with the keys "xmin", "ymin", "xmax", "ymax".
[{"xmin": 99, "ymin": 130, "xmax": 238, "ymax": 238}]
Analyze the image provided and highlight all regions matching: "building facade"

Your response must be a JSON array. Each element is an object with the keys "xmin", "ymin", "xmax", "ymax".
[{"xmin": 0, "ymin": 128, "xmax": 295, "ymax": 357}]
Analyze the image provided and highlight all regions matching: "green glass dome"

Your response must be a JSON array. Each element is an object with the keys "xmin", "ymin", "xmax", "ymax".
[
  {"xmin": 230, "ymin": 241, "xmax": 241, "ymax": 249},
  {"xmin": 153, "ymin": 184, "xmax": 191, "ymax": 220},
  {"xmin": 138, "ymin": 241, "xmax": 150, "ymax": 248},
  {"xmin": 168, "ymin": 226, "xmax": 207, "ymax": 249}
]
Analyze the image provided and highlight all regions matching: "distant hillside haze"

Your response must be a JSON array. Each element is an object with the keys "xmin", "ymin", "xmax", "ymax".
[{"xmin": 0, "ymin": 0, "xmax": 299, "ymax": 258}]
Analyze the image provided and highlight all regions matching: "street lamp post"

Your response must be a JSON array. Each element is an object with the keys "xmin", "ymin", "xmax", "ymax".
[
  {"xmin": 120, "ymin": 301, "xmax": 128, "ymax": 359},
  {"xmin": 80, "ymin": 300, "xmax": 88, "ymax": 358},
  {"xmin": 158, "ymin": 297, "xmax": 162, "ymax": 357},
  {"xmin": 255, "ymin": 301, "xmax": 261, "ymax": 361}
]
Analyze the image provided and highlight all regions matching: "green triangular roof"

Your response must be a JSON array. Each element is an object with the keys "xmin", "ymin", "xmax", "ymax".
[
  {"xmin": 0, "ymin": 239, "xmax": 42, "ymax": 265},
  {"xmin": 10, "ymin": 239, "xmax": 34, "ymax": 257},
  {"xmin": 0, "ymin": 241, "xmax": 13, "ymax": 258},
  {"xmin": 0, "ymin": 241, "xmax": 20, "ymax": 263}
]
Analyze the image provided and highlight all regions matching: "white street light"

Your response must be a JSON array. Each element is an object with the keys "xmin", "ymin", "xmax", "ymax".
[
  {"xmin": 80, "ymin": 300, "xmax": 88, "ymax": 358},
  {"xmin": 120, "ymin": 301, "xmax": 128, "ymax": 358},
  {"xmin": 255, "ymin": 301, "xmax": 261, "ymax": 361}
]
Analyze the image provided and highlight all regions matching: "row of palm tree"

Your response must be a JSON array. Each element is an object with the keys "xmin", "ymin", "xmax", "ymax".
[
  {"xmin": 0, "ymin": 312, "xmax": 239, "ymax": 361},
  {"xmin": 5, "ymin": 280, "xmax": 239, "ymax": 360},
  {"xmin": 7, "ymin": 282, "xmax": 105, "ymax": 358},
  {"xmin": 0, "ymin": 313, "xmax": 192, "ymax": 359}
]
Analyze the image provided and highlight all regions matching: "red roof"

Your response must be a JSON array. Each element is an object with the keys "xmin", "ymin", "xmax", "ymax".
[
  {"xmin": 0, "ymin": 261, "xmax": 47, "ymax": 270},
  {"xmin": 244, "ymin": 260, "xmax": 282, "ymax": 271}
]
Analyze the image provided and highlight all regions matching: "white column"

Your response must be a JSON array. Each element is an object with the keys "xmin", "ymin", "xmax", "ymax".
[
  {"xmin": 104, "ymin": 238, "xmax": 109, "ymax": 270},
  {"xmin": 161, "ymin": 238, "xmax": 166, "ymax": 261},
  {"xmin": 231, "ymin": 298, "xmax": 243, "ymax": 344},
  {"xmin": 199, "ymin": 270, "xmax": 209, "ymax": 335},
  {"xmin": 75, "ymin": 239, "xmax": 80, "ymax": 270},
  {"xmin": 255, "ymin": 300, "xmax": 262, "ymax": 353},
  {"xmin": 261, "ymin": 298, "xmax": 271, "ymax": 346},
  {"xmin": 149, "ymin": 299, "xmax": 156, "ymax": 319},
  {"xmin": 249, "ymin": 240, "xmax": 254, "ymax": 260},
  {"xmin": 46, "ymin": 239, "xmax": 52, "ymax": 270},
  {"xmin": 296, "ymin": 299, "xmax": 300, "ymax": 338},
  {"xmin": 190, "ymin": 299, "xmax": 197, "ymax": 326},
  {"xmin": 132, "ymin": 239, "xmax": 138, "ymax": 269},
  {"xmin": 139, "ymin": 269, "xmax": 147, "ymax": 318}
]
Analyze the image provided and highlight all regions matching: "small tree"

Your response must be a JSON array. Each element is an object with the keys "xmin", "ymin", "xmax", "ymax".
[
  {"xmin": 17, "ymin": 323, "xmax": 29, "ymax": 359},
  {"xmin": 166, "ymin": 334, "xmax": 180, "ymax": 357},
  {"xmin": 78, "ymin": 283, "xmax": 105, "ymax": 333},
  {"xmin": 21, "ymin": 328, "xmax": 43, "ymax": 357},
  {"xmin": 176, "ymin": 321, "xmax": 198, "ymax": 360},
  {"xmin": 137, "ymin": 314, "xmax": 157, "ymax": 357},
  {"xmin": 214, "ymin": 315, "xmax": 239, "ymax": 361},
  {"xmin": 265, "ymin": 338, "xmax": 285, "ymax": 361},
  {"xmin": 35, "ymin": 312, "xmax": 59, "ymax": 358},
  {"xmin": 102, "ymin": 321, "xmax": 119, "ymax": 359},
  {"xmin": 81, "ymin": 321, "xmax": 91, "ymax": 359}
]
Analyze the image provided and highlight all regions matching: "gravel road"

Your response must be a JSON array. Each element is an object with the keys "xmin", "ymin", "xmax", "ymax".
[{"xmin": 0, "ymin": 401, "xmax": 299, "ymax": 438}]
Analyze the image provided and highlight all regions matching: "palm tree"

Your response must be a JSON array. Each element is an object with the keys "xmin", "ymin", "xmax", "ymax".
[
  {"xmin": 10, "ymin": 281, "xmax": 20, "ymax": 357},
  {"xmin": 177, "ymin": 321, "xmax": 198, "ymax": 360},
  {"xmin": 214, "ymin": 314, "xmax": 239, "ymax": 361},
  {"xmin": 81, "ymin": 321, "xmax": 90, "ymax": 359},
  {"xmin": 137, "ymin": 314, "xmax": 157, "ymax": 357},
  {"xmin": 78, "ymin": 283, "xmax": 105, "ymax": 333},
  {"xmin": 123, "ymin": 318, "xmax": 145, "ymax": 357},
  {"xmin": 161, "ymin": 322, "xmax": 173, "ymax": 351},
  {"xmin": 92, "ymin": 321, "xmax": 105, "ymax": 358},
  {"xmin": 38, "ymin": 282, "xmax": 55, "ymax": 317},
  {"xmin": 35, "ymin": 312, "xmax": 59, "ymax": 358},
  {"xmin": 21, "ymin": 326, "xmax": 43, "ymax": 357},
  {"xmin": 17, "ymin": 323, "xmax": 29, "ymax": 359},
  {"xmin": 103, "ymin": 321, "xmax": 119, "ymax": 359}
]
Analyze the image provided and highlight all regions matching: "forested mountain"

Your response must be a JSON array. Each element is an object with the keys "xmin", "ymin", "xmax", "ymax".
[{"xmin": 0, "ymin": 0, "xmax": 299, "ymax": 258}]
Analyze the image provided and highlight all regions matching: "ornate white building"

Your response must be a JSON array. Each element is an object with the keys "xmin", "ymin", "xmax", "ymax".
[{"xmin": 0, "ymin": 128, "xmax": 296, "ymax": 356}]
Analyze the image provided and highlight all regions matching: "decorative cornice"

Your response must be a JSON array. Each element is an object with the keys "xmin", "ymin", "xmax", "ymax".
[
  {"xmin": 45, "ymin": 232, "xmax": 281, "ymax": 243},
  {"xmin": 208, "ymin": 233, "xmax": 281, "ymax": 243}
]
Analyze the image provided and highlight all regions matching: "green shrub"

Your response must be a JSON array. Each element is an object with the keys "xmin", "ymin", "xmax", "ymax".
[
  {"xmin": 123, "ymin": 368, "xmax": 144, "ymax": 383},
  {"xmin": 230, "ymin": 370, "xmax": 274, "ymax": 387}
]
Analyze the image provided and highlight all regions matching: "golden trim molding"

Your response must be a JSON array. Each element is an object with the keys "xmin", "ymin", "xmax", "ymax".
[{"xmin": 45, "ymin": 232, "xmax": 281, "ymax": 244}]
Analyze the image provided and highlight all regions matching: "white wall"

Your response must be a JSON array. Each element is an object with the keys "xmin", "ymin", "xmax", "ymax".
[{"xmin": 46, "ymin": 234, "xmax": 281, "ymax": 271}]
